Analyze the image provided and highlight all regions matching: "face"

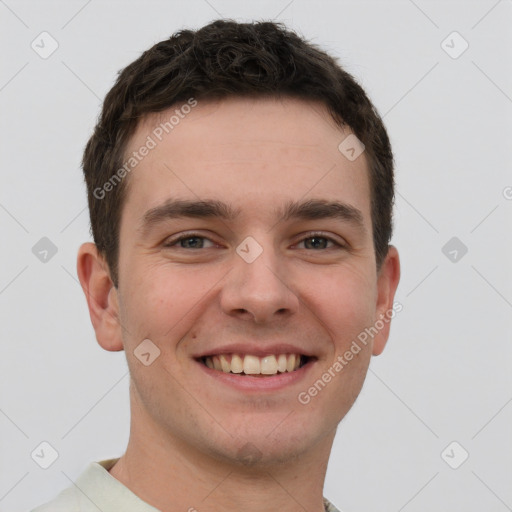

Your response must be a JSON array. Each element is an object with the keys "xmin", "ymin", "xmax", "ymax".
[{"xmin": 84, "ymin": 97, "xmax": 399, "ymax": 466}]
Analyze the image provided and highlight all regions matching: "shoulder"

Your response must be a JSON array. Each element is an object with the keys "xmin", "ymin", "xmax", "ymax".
[
  {"xmin": 30, "ymin": 459, "xmax": 119, "ymax": 512},
  {"xmin": 324, "ymin": 497, "xmax": 343, "ymax": 512},
  {"xmin": 30, "ymin": 486, "xmax": 80, "ymax": 512}
]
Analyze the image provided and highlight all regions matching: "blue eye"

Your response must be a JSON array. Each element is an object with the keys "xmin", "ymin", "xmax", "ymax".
[
  {"xmin": 165, "ymin": 234, "xmax": 215, "ymax": 249},
  {"xmin": 297, "ymin": 235, "xmax": 342, "ymax": 250},
  {"xmin": 163, "ymin": 232, "xmax": 344, "ymax": 251}
]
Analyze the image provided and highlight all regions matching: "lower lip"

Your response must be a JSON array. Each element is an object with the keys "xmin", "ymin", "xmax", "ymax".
[{"xmin": 196, "ymin": 359, "xmax": 315, "ymax": 392}]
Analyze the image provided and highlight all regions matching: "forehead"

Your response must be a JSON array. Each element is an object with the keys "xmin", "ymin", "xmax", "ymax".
[{"xmin": 121, "ymin": 96, "xmax": 371, "ymax": 225}]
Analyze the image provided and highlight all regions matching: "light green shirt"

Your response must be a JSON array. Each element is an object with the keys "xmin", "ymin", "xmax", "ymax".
[{"xmin": 31, "ymin": 458, "xmax": 341, "ymax": 512}]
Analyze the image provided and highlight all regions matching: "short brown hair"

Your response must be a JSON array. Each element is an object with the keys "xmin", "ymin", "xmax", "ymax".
[{"xmin": 82, "ymin": 19, "xmax": 394, "ymax": 286}]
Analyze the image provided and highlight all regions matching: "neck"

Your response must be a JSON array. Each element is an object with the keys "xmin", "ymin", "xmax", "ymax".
[{"xmin": 109, "ymin": 391, "xmax": 335, "ymax": 512}]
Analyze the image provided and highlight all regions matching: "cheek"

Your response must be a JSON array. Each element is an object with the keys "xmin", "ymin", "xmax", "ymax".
[
  {"xmin": 303, "ymin": 263, "xmax": 377, "ymax": 345},
  {"xmin": 119, "ymin": 262, "xmax": 223, "ymax": 343}
]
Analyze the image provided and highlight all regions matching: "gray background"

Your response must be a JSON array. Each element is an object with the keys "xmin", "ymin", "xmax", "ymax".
[{"xmin": 1, "ymin": 0, "xmax": 511, "ymax": 511}]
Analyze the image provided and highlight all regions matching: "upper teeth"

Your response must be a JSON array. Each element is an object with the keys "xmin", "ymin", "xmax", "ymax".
[{"xmin": 203, "ymin": 354, "xmax": 302, "ymax": 375}]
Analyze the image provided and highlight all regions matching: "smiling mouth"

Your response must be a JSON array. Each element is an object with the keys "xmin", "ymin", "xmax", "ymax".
[{"xmin": 198, "ymin": 353, "xmax": 312, "ymax": 376}]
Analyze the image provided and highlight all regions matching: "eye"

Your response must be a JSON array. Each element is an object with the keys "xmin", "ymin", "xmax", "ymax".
[
  {"xmin": 296, "ymin": 233, "xmax": 344, "ymax": 250},
  {"xmin": 164, "ymin": 233, "xmax": 216, "ymax": 249},
  {"xmin": 163, "ymin": 232, "xmax": 344, "ymax": 251}
]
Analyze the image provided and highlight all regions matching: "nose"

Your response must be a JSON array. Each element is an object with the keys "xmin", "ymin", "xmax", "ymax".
[{"xmin": 220, "ymin": 241, "xmax": 299, "ymax": 324}]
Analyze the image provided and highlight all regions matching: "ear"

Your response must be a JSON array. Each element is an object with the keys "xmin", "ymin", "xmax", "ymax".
[
  {"xmin": 372, "ymin": 245, "xmax": 401, "ymax": 356},
  {"xmin": 77, "ymin": 242, "xmax": 124, "ymax": 352}
]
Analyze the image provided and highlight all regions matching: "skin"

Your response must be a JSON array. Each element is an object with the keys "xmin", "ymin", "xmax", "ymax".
[{"xmin": 77, "ymin": 97, "xmax": 400, "ymax": 512}]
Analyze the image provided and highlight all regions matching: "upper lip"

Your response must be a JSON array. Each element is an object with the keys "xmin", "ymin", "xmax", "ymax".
[{"xmin": 192, "ymin": 343, "xmax": 317, "ymax": 359}]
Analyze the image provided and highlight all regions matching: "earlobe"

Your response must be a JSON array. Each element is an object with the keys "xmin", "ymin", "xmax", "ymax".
[
  {"xmin": 372, "ymin": 245, "xmax": 401, "ymax": 356},
  {"xmin": 77, "ymin": 242, "xmax": 124, "ymax": 352}
]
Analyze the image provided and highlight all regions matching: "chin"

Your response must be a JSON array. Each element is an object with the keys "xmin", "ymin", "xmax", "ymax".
[{"xmin": 203, "ymin": 420, "xmax": 333, "ymax": 469}]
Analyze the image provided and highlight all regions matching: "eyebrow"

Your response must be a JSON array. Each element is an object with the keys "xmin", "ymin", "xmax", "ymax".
[
  {"xmin": 140, "ymin": 199, "xmax": 241, "ymax": 234},
  {"xmin": 139, "ymin": 198, "xmax": 366, "ymax": 235},
  {"xmin": 277, "ymin": 199, "xmax": 365, "ymax": 231}
]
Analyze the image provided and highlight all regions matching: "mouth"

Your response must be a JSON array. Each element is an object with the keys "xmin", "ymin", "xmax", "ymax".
[{"xmin": 197, "ymin": 353, "xmax": 313, "ymax": 377}]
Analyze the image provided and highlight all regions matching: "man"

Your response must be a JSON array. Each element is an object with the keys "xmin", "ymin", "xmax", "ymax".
[{"xmin": 32, "ymin": 19, "xmax": 400, "ymax": 512}]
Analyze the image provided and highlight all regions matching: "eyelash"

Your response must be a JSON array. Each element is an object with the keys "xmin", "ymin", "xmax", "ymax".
[{"xmin": 163, "ymin": 232, "xmax": 345, "ymax": 250}]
